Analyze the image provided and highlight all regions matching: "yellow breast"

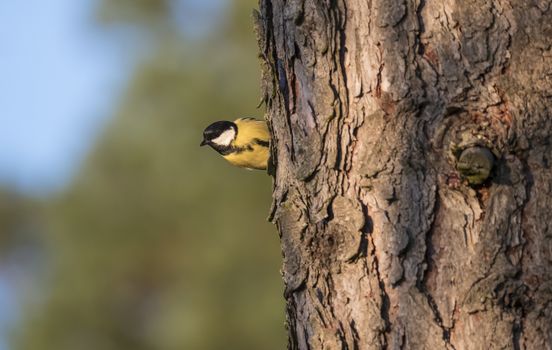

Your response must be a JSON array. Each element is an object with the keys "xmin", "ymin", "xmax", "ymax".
[
  {"xmin": 223, "ymin": 144, "xmax": 270, "ymax": 170},
  {"xmin": 222, "ymin": 118, "xmax": 270, "ymax": 170}
]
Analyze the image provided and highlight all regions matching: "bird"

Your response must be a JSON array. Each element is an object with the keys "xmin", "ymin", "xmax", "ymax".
[{"xmin": 200, "ymin": 117, "xmax": 270, "ymax": 170}]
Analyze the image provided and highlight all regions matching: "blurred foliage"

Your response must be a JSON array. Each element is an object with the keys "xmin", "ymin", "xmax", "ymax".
[
  {"xmin": 97, "ymin": 0, "xmax": 170, "ymax": 25},
  {"xmin": 0, "ymin": 189, "xmax": 40, "ymax": 255},
  {"xmin": 9, "ymin": 0, "xmax": 285, "ymax": 349}
]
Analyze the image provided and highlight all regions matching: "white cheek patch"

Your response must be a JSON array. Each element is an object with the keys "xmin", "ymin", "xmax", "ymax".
[{"xmin": 211, "ymin": 129, "xmax": 236, "ymax": 146}]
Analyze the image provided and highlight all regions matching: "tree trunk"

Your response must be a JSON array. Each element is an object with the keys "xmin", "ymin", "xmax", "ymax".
[{"xmin": 255, "ymin": 0, "xmax": 552, "ymax": 349}]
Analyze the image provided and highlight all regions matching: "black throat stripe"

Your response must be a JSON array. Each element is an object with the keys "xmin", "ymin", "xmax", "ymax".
[
  {"xmin": 254, "ymin": 139, "xmax": 270, "ymax": 147},
  {"xmin": 214, "ymin": 143, "xmax": 254, "ymax": 156}
]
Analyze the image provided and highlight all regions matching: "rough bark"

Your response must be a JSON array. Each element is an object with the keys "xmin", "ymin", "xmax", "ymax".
[{"xmin": 255, "ymin": 0, "xmax": 552, "ymax": 349}]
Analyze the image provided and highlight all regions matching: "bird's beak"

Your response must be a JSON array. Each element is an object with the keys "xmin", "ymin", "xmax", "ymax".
[{"xmin": 200, "ymin": 139, "xmax": 208, "ymax": 146}]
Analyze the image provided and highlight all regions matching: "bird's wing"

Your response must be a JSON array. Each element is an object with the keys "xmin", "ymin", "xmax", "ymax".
[{"xmin": 233, "ymin": 118, "xmax": 270, "ymax": 148}]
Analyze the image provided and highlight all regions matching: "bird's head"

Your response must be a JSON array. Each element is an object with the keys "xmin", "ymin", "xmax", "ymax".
[{"xmin": 200, "ymin": 121, "xmax": 237, "ymax": 149}]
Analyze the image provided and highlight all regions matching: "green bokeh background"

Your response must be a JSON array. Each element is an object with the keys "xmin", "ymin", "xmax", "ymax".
[{"xmin": 0, "ymin": 1, "xmax": 285, "ymax": 349}]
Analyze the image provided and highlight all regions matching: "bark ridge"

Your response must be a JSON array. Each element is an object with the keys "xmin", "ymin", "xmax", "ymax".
[{"xmin": 256, "ymin": 0, "xmax": 552, "ymax": 348}]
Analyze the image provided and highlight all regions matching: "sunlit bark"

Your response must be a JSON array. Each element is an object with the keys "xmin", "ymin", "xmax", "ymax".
[{"xmin": 256, "ymin": 0, "xmax": 552, "ymax": 348}]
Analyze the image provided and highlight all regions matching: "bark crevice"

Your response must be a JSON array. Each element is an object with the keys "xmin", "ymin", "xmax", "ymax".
[{"xmin": 257, "ymin": 0, "xmax": 552, "ymax": 348}]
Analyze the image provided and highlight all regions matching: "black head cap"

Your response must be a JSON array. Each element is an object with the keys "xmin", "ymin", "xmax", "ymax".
[{"xmin": 200, "ymin": 121, "xmax": 237, "ymax": 147}]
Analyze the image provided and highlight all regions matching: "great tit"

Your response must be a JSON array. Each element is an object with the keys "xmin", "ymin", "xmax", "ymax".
[{"xmin": 200, "ymin": 117, "xmax": 270, "ymax": 170}]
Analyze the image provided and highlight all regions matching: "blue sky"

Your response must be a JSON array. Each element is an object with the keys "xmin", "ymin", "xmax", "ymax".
[
  {"xmin": 0, "ymin": 0, "xmax": 226, "ymax": 195},
  {"xmin": 0, "ymin": 0, "xmax": 129, "ymax": 194},
  {"xmin": 0, "ymin": 1, "xmax": 227, "ymax": 348},
  {"xmin": 0, "ymin": 3, "xmax": 129, "ymax": 347}
]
